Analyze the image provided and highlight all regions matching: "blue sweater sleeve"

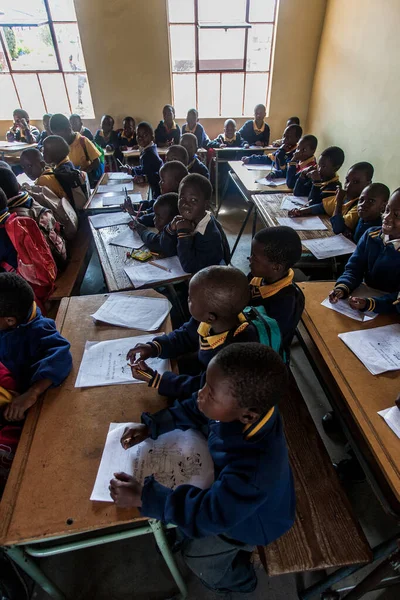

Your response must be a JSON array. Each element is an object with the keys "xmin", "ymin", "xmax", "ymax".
[
  {"xmin": 247, "ymin": 153, "xmax": 272, "ymax": 165},
  {"xmin": 310, "ymin": 203, "xmax": 326, "ymax": 215},
  {"xmin": 363, "ymin": 291, "xmax": 400, "ymax": 314},
  {"xmin": 330, "ymin": 213, "xmax": 348, "ymax": 235},
  {"xmin": 177, "ymin": 223, "xmax": 223, "ymax": 273},
  {"xmin": 335, "ymin": 231, "xmax": 369, "ymax": 295},
  {"xmin": 136, "ymin": 225, "xmax": 162, "ymax": 253},
  {"xmin": 158, "ymin": 372, "xmax": 204, "ymax": 400},
  {"xmin": 293, "ymin": 174, "xmax": 312, "ymax": 197},
  {"xmin": 286, "ymin": 163, "xmax": 297, "ymax": 189},
  {"xmin": 152, "ymin": 317, "xmax": 199, "ymax": 359},
  {"xmin": 159, "ymin": 226, "xmax": 178, "ymax": 257},
  {"xmin": 141, "ymin": 395, "xmax": 209, "ymax": 439},
  {"xmin": 30, "ymin": 321, "xmax": 72, "ymax": 387}
]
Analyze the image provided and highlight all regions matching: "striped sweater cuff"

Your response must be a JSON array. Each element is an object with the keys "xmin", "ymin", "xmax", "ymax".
[
  {"xmin": 148, "ymin": 371, "xmax": 161, "ymax": 389},
  {"xmin": 149, "ymin": 341, "xmax": 162, "ymax": 356},
  {"xmin": 362, "ymin": 297, "xmax": 375, "ymax": 312},
  {"xmin": 335, "ymin": 283, "xmax": 350, "ymax": 297}
]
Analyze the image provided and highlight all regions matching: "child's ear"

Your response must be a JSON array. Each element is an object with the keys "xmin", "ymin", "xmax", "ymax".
[
  {"xmin": 207, "ymin": 312, "xmax": 217, "ymax": 323},
  {"xmin": 239, "ymin": 409, "xmax": 260, "ymax": 425},
  {"xmin": 5, "ymin": 316, "xmax": 17, "ymax": 327}
]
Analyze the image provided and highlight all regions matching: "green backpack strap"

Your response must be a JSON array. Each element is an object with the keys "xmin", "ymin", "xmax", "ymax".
[{"xmin": 243, "ymin": 305, "xmax": 286, "ymax": 362}]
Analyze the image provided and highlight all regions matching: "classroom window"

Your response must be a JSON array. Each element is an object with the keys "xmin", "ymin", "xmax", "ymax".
[
  {"xmin": 167, "ymin": 0, "xmax": 277, "ymax": 117},
  {"xmin": 0, "ymin": 0, "xmax": 94, "ymax": 120}
]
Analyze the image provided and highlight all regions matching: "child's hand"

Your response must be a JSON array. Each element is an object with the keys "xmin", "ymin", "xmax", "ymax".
[
  {"xmin": 133, "ymin": 176, "xmax": 146, "ymax": 185},
  {"xmin": 335, "ymin": 186, "xmax": 346, "ymax": 204},
  {"xmin": 130, "ymin": 359, "xmax": 155, "ymax": 382},
  {"xmin": 266, "ymin": 171, "xmax": 276, "ymax": 181},
  {"xmin": 122, "ymin": 197, "xmax": 135, "ymax": 215},
  {"xmin": 272, "ymin": 140, "xmax": 281, "ymax": 148},
  {"xmin": 176, "ymin": 218, "xmax": 194, "ymax": 232},
  {"xmin": 308, "ymin": 168, "xmax": 321, "ymax": 181},
  {"xmin": 127, "ymin": 343, "xmax": 156, "ymax": 363},
  {"xmin": 105, "ymin": 145, "xmax": 113, "ymax": 152},
  {"xmin": 109, "ymin": 472, "xmax": 143, "ymax": 507},
  {"xmin": 19, "ymin": 118, "xmax": 28, "ymax": 129},
  {"xmin": 242, "ymin": 156, "xmax": 250, "ymax": 164},
  {"xmin": 3, "ymin": 391, "xmax": 37, "ymax": 422},
  {"xmin": 243, "ymin": 143, "xmax": 249, "ymax": 149},
  {"xmin": 349, "ymin": 296, "xmax": 367, "ymax": 311},
  {"xmin": 219, "ymin": 143, "xmax": 227, "ymax": 148},
  {"xmin": 288, "ymin": 208, "xmax": 302, "ymax": 217},
  {"xmin": 128, "ymin": 220, "xmax": 138, "ymax": 231},
  {"xmin": 120, "ymin": 164, "xmax": 132, "ymax": 173},
  {"xmin": 120, "ymin": 424, "xmax": 150, "ymax": 449},
  {"xmin": 329, "ymin": 288, "xmax": 345, "ymax": 303}
]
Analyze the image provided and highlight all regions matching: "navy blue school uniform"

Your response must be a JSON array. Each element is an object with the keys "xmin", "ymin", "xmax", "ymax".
[
  {"xmin": 144, "ymin": 314, "xmax": 258, "ymax": 399},
  {"xmin": 80, "ymin": 127, "xmax": 94, "ymax": 142},
  {"xmin": 94, "ymin": 129, "xmax": 120, "ymax": 150},
  {"xmin": 0, "ymin": 209, "xmax": 18, "ymax": 272},
  {"xmin": 208, "ymin": 133, "xmax": 244, "ymax": 149},
  {"xmin": 0, "ymin": 303, "xmax": 72, "ymax": 393},
  {"xmin": 308, "ymin": 176, "xmax": 340, "ymax": 205},
  {"xmin": 353, "ymin": 217, "xmax": 382, "ymax": 243},
  {"xmin": 133, "ymin": 143, "xmax": 163, "ymax": 198},
  {"xmin": 140, "ymin": 395, "xmax": 295, "ymax": 546},
  {"xmin": 238, "ymin": 120, "xmax": 270, "ymax": 146},
  {"xmin": 134, "ymin": 221, "xmax": 163, "ymax": 254},
  {"xmin": 335, "ymin": 227, "xmax": 400, "ymax": 313},
  {"xmin": 182, "ymin": 123, "xmax": 209, "ymax": 149},
  {"xmin": 155, "ymin": 122, "xmax": 181, "ymax": 146},
  {"xmin": 117, "ymin": 131, "xmax": 137, "ymax": 149},
  {"xmin": 246, "ymin": 145, "xmax": 297, "ymax": 178},
  {"xmin": 187, "ymin": 155, "xmax": 210, "ymax": 179},
  {"xmin": 286, "ymin": 156, "xmax": 317, "ymax": 194},
  {"xmin": 36, "ymin": 130, "xmax": 49, "ymax": 150}
]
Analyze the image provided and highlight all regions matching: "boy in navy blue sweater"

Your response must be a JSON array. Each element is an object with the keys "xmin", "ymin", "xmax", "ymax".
[
  {"xmin": 69, "ymin": 114, "xmax": 94, "ymax": 142},
  {"xmin": 124, "ymin": 122, "xmax": 163, "ymax": 198},
  {"xmin": 117, "ymin": 116, "xmax": 137, "ymax": 151},
  {"xmin": 94, "ymin": 115, "xmax": 120, "ymax": 151},
  {"xmin": 208, "ymin": 119, "xmax": 244, "ymax": 149},
  {"xmin": 127, "ymin": 266, "xmax": 258, "ymax": 399},
  {"xmin": 110, "ymin": 342, "xmax": 295, "ymax": 594},
  {"xmin": 286, "ymin": 134, "xmax": 318, "ymax": 194},
  {"xmin": 160, "ymin": 174, "xmax": 226, "ymax": 272},
  {"xmin": 353, "ymin": 183, "xmax": 389, "ymax": 243},
  {"xmin": 180, "ymin": 133, "xmax": 210, "ymax": 179},
  {"xmin": 329, "ymin": 188, "xmax": 400, "ymax": 314},
  {"xmin": 130, "ymin": 192, "xmax": 179, "ymax": 254},
  {"xmin": 165, "ymin": 144, "xmax": 189, "ymax": 166},
  {"xmin": 155, "ymin": 105, "xmax": 181, "ymax": 146},
  {"xmin": 242, "ymin": 124, "xmax": 302, "ymax": 178},
  {"xmin": 239, "ymin": 103, "xmax": 270, "ymax": 147},
  {"xmin": 182, "ymin": 108, "xmax": 209, "ymax": 149}
]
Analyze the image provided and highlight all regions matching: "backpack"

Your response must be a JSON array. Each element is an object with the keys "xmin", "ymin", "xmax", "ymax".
[
  {"xmin": 79, "ymin": 135, "xmax": 105, "ymax": 186},
  {"xmin": 52, "ymin": 164, "xmax": 90, "ymax": 212},
  {"xmin": 242, "ymin": 305, "xmax": 286, "ymax": 361},
  {"xmin": 24, "ymin": 184, "xmax": 79, "ymax": 240}
]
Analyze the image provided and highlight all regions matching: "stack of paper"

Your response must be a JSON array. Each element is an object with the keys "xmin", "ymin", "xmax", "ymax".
[
  {"xmin": 124, "ymin": 256, "xmax": 189, "ymax": 288},
  {"xmin": 108, "ymin": 227, "xmax": 143, "ymax": 249},
  {"xmin": 303, "ymin": 234, "xmax": 356, "ymax": 259},
  {"xmin": 102, "ymin": 193, "xmax": 143, "ymax": 207},
  {"xmin": 338, "ymin": 324, "xmax": 400, "ymax": 375},
  {"xmin": 378, "ymin": 407, "xmax": 400, "ymax": 439},
  {"xmin": 89, "ymin": 212, "xmax": 132, "ymax": 229},
  {"xmin": 97, "ymin": 182, "xmax": 134, "ymax": 193},
  {"xmin": 277, "ymin": 216, "xmax": 327, "ymax": 230},
  {"xmin": 280, "ymin": 196, "xmax": 309, "ymax": 211},
  {"xmin": 245, "ymin": 164, "xmax": 272, "ymax": 171},
  {"xmin": 91, "ymin": 294, "xmax": 171, "ymax": 330}
]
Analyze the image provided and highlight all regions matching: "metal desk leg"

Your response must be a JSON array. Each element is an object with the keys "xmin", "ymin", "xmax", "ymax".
[
  {"xmin": 215, "ymin": 157, "xmax": 219, "ymax": 212},
  {"xmin": 149, "ymin": 520, "xmax": 188, "ymax": 599},
  {"xmin": 3, "ymin": 546, "xmax": 66, "ymax": 600},
  {"xmin": 230, "ymin": 203, "xmax": 254, "ymax": 259},
  {"xmin": 252, "ymin": 205, "xmax": 258, "ymax": 238}
]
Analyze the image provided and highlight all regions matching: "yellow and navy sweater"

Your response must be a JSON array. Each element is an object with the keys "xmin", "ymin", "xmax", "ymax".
[
  {"xmin": 142, "ymin": 314, "xmax": 258, "ymax": 399},
  {"xmin": 335, "ymin": 227, "xmax": 400, "ymax": 313},
  {"xmin": 238, "ymin": 120, "xmax": 270, "ymax": 146},
  {"xmin": 187, "ymin": 155, "xmax": 210, "ymax": 179},
  {"xmin": 182, "ymin": 122, "xmax": 209, "ymax": 148},
  {"xmin": 246, "ymin": 145, "xmax": 297, "ymax": 178},
  {"xmin": 94, "ymin": 129, "xmax": 119, "ymax": 150},
  {"xmin": 208, "ymin": 132, "xmax": 244, "ymax": 149},
  {"xmin": 155, "ymin": 121, "xmax": 181, "ymax": 146},
  {"xmin": 308, "ymin": 175, "xmax": 341, "ymax": 205},
  {"xmin": 311, "ymin": 194, "xmax": 360, "ymax": 233},
  {"xmin": 286, "ymin": 156, "xmax": 317, "ymax": 194}
]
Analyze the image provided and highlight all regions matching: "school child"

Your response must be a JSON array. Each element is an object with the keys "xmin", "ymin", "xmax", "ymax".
[
  {"xmin": 20, "ymin": 147, "xmax": 65, "ymax": 201},
  {"xmin": 111, "ymin": 342, "xmax": 295, "ymax": 594},
  {"xmin": 243, "ymin": 124, "xmax": 302, "ymax": 179},
  {"xmin": 182, "ymin": 108, "xmax": 209, "ymax": 148},
  {"xmin": 160, "ymin": 173, "xmax": 227, "ymax": 272},
  {"xmin": 69, "ymin": 114, "xmax": 94, "ymax": 141},
  {"xmin": 239, "ymin": 104, "xmax": 270, "ymax": 147},
  {"xmin": 155, "ymin": 105, "xmax": 181, "ymax": 146},
  {"xmin": 130, "ymin": 193, "xmax": 179, "ymax": 254},
  {"xmin": 286, "ymin": 134, "xmax": 318, "ymax": 194},
  {"xmin": 49, "ymin": 114, "xmax": 103, "ymax": 187},
  {"xmin": 180, "ymin": 133, "xmax": 210, "ymax": 179},
  {"xmin": 165, "ymin": 144, "xmax": 189, "ymax": 166},
  {"xmin": 117, "ymin": 117, "xmax": 137, "ymax": 150},
  {"xmin": 354, "ymin": 183, "xmax": 390, "ymax": 243},
  {"xmin": 124, "ymin": 122, "xmax": 163, "ymax": 198},
  {"xmin": 329, "ymin": 188, "xmax": 400, "ymax": 314},
  {"xmin": 94, "ymin": 115, "xmax": 119, "ymax": 150},
  {"xmin": 249, "ymin": 226, "xmax": 303, "ymax": 350},
  {"xmin": 208, "ymin": 119, "xmax": 244, "ymax": 149},
  {"xmin": 36, "ymin": 113, "xmax": 52, "ymax": 150},
  {"xmin": 271, "ymin": 116, "xmax": 300, "ymax": 147},
  {"xmin": 6, "ymin": 109, "xmax": 40, "ymax": 144}
]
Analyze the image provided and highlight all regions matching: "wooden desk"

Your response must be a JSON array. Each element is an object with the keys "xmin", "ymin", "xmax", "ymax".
[
  {"xmin": 228, "ymin": 160, "xmax": 292, "ymax": 196},
  {"xmin": 298, "ymin": 281, "xmax": 400, "ymax": 516},
  {"xmin": 0, "ymin": 141, "xmax": 37, "ymax": 162},
  {"xmin": 122, "ymin": 147, "xmax": 207, "ymax": 161},
  {"xmin": 85, "ymin": 172, "xmax": 149, "ymax": 213}
]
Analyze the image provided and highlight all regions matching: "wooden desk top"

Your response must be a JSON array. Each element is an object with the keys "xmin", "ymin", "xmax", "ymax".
[
  {"xmin": 122, "ymin": 147, "xmax": 207, "ymax": 159},
  {"xmin": 0, "ymin": 291, "xmax": 173, "ymax": 545},
  {"xmin": 228, "ymin": 160, "xmax": 291, "ymax": 195},
  {"xmin": 214, "ymin": 145, "xmax": 275, "ymax": 153},
  {"xmin": 0, "ymin": 141, "xmax": 37, "ymax": 154},
  {"xmin": 85, "ymin": 172, "xmax": 149, "ymax": 213},
  {"xmin": 300, "ymin": 281, "xmax": 400, "ymax": 506}
]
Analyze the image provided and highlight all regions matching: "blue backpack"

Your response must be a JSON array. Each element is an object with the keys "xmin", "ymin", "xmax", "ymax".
[{"xmin": 243, "ymin": 305, "xmax": 286, "ymax": 362}]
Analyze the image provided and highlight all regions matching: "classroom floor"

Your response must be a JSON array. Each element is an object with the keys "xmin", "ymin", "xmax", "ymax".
[{"xmin": 32, "ymin": 186, "xmax": 400, "ymax": 600}]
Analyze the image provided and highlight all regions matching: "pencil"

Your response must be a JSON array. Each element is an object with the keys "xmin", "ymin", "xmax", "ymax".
[{"xmin": 148, "ymin": 261, "xmax": 171, "ymax": 272}]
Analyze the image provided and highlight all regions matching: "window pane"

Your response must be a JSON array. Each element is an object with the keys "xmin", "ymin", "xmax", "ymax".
[
  {"xmin": 247, "ymin": 24, "xmax": 273, "ymax": 71},
  {"xmin": 54, "ymin": 24, "xmax": 86, "ymax": 71},
  {"xmin": 249, "ymin": 0, "xmax": 276, "ymax": 22},
  {"xmin": 0, "ymin": 74, "xmax": 20, "ymax": 119},
  {"xmin": 13, "ymin": 74, "xmax": 46, "ymax": 118},
  {"xmin": 0, "ymin": 0, "xmax": 47, "ymax": 24},
  {"xmin": 197, "ymin": 73, "xmax": 219, "ymax": 117},
  {"xmin": 244, "ymin": 72, "xmax": 269, "ymax": 115},
  {"xmin": 199, "ymin": 29, "xmax": 245, "ymax": 70},
  {"xmin": 39, "ymin": 73, "xmax": 70, "ymax": 114},
  {"xmin": 198, "ymin": 0, "xmax": 246, "ymax": 23},
  {"xmin": 0, "ymin": 41, "xmax": 9, "ymax": 71},
  {"xmin": 221, "ymin": 73, "xmax": 244, "ymax": 116},
  {"xmin": 48, "ymin": 0, "xmax": 77, "ymax": 21},
  {"xmin": 167, "ymin": 0, "xmax": 195, "ymax": 23},
  {"xmin": 65, "ymin": 73, "xmax": 95, "ymax": 118},
  {"xmin": 2, "ymin": 25, "xmax": 58, "ymax": 70},
  {"xmin": 170, "ymin": 25, "xmax": 195, "ymax": 72},
  {"xmin": 172, "ymin": 73, "xmax": 196, "ymax": 118}
]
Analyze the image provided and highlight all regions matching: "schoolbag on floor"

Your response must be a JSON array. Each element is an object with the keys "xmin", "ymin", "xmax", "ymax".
[
  {"xmin": 243, "ymin": 305, "xmax": 286, "ymax": 361},
  {"xmin": 24, "ymin": 184, "xmax": 79, "ymax": 240},
  {"xmin": 52, "ymin": 164, "xmax": 90, "ymax": 212}
]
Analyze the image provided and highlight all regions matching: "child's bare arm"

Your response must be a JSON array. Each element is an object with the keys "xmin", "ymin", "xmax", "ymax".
[
  {"xmin": 3, "ymin": 378, "xmax": 52, "ymax": 422},
  {"xmin": 288, "ymin": 206, "xmax": 313, "ymax": 217}
]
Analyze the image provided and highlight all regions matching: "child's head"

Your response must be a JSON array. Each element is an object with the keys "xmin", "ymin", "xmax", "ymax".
[
  {"xmin": 382, "ymin": 188, "xmax": 400, "ymax": 240},
  {"xmin": 43, "ymin": 135, "xmax": 70, "ymax": 166},
  {"xmin": 0, "ymin": 161, "xmax": 11, "ymax": 171},
  {"xmin": 286, "ymin": 116, "xmax": 300, "ymax": 127},
  {"xmin": 254, "ymin": 104, "xmax": 266, "ymax": 123},
  {"xmin": 0, "ymin": 167, "xmax": 19, "ymax": 199},
  {"xmin": 282, "ymin": 124, "xmax": 302, "ymax": 148},
  {"xmin": 224, "ymin": 119, "xmax": 237, "ymax": 138},
  {"xmin": 165, "ymin": 144, "xmax": 189, "ymax": 166},
  {"xmin": 123, "ymin": 117, "xmax": 136, "ymax": 138},
  {"xmin": 153, "ymin": 192, "xmax": 179, "ymax": 231},
  {"xmin": 163, "ymin": 104, "xmax": 175, "ymax": 127},
  {"xmin": 20, "ymin": 148, "xmax": 46, "ymax": 180},
  {"xmin": 296, "ymin": 134, "xmax": 318, "ymax": 162},
  {"xmin": 318, "ymin": 146, "xmax": 345, "ymax": 181},
  {"xmin": 180, "ymin": 132, "xmax": 198, "ymax": 160},
  {"xmin": 178, "ymin": 173, "xmax": 212, "ymax": 223},
  {"xmin": 136, "ymin": 122, "xmax": 154, "ymax": 148},
  {"xmin": 43, "ymin": 113, "xmax": 52, "ymax": 132},
  {"xmin": 13, "ymin": 108, "xmax": 30, "ymax": 126},
  {"xmin": 69, "ymin": 114, "xmax": 83, "ymax": 133},
  {"xmin": 358, "ymin": 183, "xmax": 389, "ymax": 222},
  {"xmin": 159, "ymin": 160, "xmax": 188, "ymax": 194},
  {"xmin": 49, "ymin": 114, "xmax": 73, "ymax": 142},
  {"xmin": 188, "ymin": 265, "xmax": 250, "ymax": 326},
  {"xmin": 0, "ymin": 273, "xmax": 35, "ymax": 330},
  {"xmin": 250, "ymin": 226, "xmax": 302, "ymax": 283},
  {"xmin": 198, "ymin": 342, "xmax": 288, "ymax": 423},
  {"xmin": 186, "ymin": 108, "xmax": 198, "ymax": 130},
  {"xmin": 344, "ymin": 162, "xmax": 374, "ymax": 200},
  {"xmin": 101, "ymin": 114, "xmax": 114, "ymax": 134}
]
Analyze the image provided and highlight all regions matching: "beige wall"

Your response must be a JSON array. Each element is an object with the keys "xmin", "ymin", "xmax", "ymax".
[
  {"xmin": 308, "ymin": 0, "xmax": 400, "ymax": 191},
  {"xmin": 0, "ymin": 0, "xmax": 326, "ymax": 142}
]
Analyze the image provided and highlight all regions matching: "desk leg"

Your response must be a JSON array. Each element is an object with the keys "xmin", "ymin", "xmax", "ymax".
[
  {"xmin": 215, "ymin": 157, "xmax": 219, "ymax": 212},
  {"xmin": 149, "ymin": 520, "xmax": 188, "ymax": 599},
  {"xmin": 230, "ymin": 203, "xmax": 254, "ymax": 259},
  {"xmin": 3, "ymin": 546, "xmax": 66, "ymax": 600},
  {"xmin": 252, "ymin": 206, "xmax": 258, "ymax": 238}
]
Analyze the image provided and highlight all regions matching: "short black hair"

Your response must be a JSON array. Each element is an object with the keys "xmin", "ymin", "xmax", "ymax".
[
  {"xmin": 0, "ymin": 188, "xmax": 7, "ymax": 211},
  {"xmin": 224, "ymin": 118, "xmax": 237, "ymax": 128},
  {"xmin": 160, "ymin": 160, "xmax": 188, "ymax": 189},
  {"xmin": 255, "ymin": 226, "xmax": 302, "ymax": 270},
  {"xmin": 287, "ymin": 116, "xmax": 300, "ymax": 125},
  {"xmin": 179, "ymin": 173, "xmax": 212, "ymax": 204},
  {"xmin": 20, "ymin": 147, "xmax": 43, "ymax": 162},
  {"xmin": 349, "ymin": 161, "xmax": 374, "ymax": 181},
  {"xmin": 191, "ymin": 266, "xmax": 250, "ymax": 317},
  {"xmin": 13, "ymin": 108, "xmax": 29, "ymax": 120},
  {"xmin": 321, "ymin": 146, "xmax": 345, "ymax": 169},
  {"xmin": 163, "ymin": 104, "xmax": 175, "ymax": 117},
  {"xmin": 123, "ymin": 116, "xmax": 135, "ymax": 124},
  {"xmin": 137, "ymin": 121, "xmax": 154, "ymax": 137},
  {"xmin": 50, "ymin": 113, "xmax": 70, "ymax": 133},
  {"xmin": 166, "ymin": 145, "xmax": 189, "ymax": 166},
  {"xmin": 187, "ymin": 108, "xmax": 198, "ymax": 118},
  {"xmin": 43, "ymin": 135, "xmax": 70, "ymax": 163},
  {"xmin": 0, "ymin": 167, "xmax": 19, "ymax": 198},
  {"xmin": 212, "ymin": 342, "xmax": 288, "ymax": 413},
  {"xmin": 154, "ymin": 192, "xmax": 179, "ymax": 219},
  {"xmin": 0, "ymin": 273, "xmax": 34, "ymax": 322},
  {"xmin": 286, "ymin": 124, "xmax": 302, "ymax": 141},
  {"xmin": 366, "ymin": 182, "xmax": 390, "ymax": 202},
  {"xmin": 101, "ymin": 114, "xmax": 114, "ymax": 126},
  {"xmin": 69, "ymin": 113, "xmax": 82, "ymax": 122},
  {"xmin": 180, "ymin": 132, "xmax": 198, "ymax": 151},
  {"xmin": 301, "ymin": 134, "xmax": 318, "ymax": 152},
  {"xmin": 0, "ymin": 161, "xmax": 11, "ymax": 171}
]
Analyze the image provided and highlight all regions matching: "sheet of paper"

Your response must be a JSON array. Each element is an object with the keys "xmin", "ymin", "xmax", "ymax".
[
  {"xmin": 378, "ymin": 407, "xmax": 400, "ymax": 439},
  {"xmin": 338, "ymin": 324, "xmax": 400, "ymax": 375},
  {"xmin": 245, "ymin": 164, "xmax": 272, "ymax": 171},
  {"xmin": 91, "ymin": 425, "xmax": 215, "ymax": 502},
  {"xmin": 97, "ymin": 182, "xmax": 134, "ymax": 193},
  {"xmin": 89, "ymin": 212, "xmax": 132, "ymax": 229},
  {"xmin": 108, "ymin": 227, "xmax": 143, "ymax": 249},
  {"xmin": 280, "ymin": 196, "xmax": 309, "ymax": 210},
  {"xmin": 124, "ymin": 256, "xmax": 189, "ymax": 288},
  {"xmin": 256, "ymin": 177, "xmax": 287, "ymax": 186},
  {"xmin": 302, "ymin": 234, "xmax": 356, "ymax": 258},
  {"xmin": 91, "ymin": 294, "xmax": 171, "ymax": 331},
  {"xmin": 321, "ymin": 284, "xmax": 384, "ymax": 322},
  {"xmin": 75, "ymin": 335, "xmax": 171, "ymax": 388},
  {"xmin": 107, "ymin": 173, "xmax": 133, "ymax": 182},
  {"xmin": 102, "ymin": 193, "xmax": 143, "ymax": 207},
  {"xmin": 277, "ymin": 216, "xmax": 327, "ymax": 230}
]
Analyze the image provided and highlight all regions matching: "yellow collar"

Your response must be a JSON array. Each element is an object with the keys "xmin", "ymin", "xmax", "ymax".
[
  {"xmin": 253, "ymin": 120, "xmax": 266, "ymax": 134},
  {"xmin": 243, "ymin": 407, "xmax": 275, "ymax": 439},
  {"xmin": 165, "ymin": 121, "xmax": 177, "ymax": 132},
  {"xmin": 250, "ymin": 269, "xmax": 294, "ymax": 299},
  {"xmin": 299, "ymin": 156, "xmax": 316, "ymax": 168},
  {"xmin": 223, "ymin": 134, "xmax": 237, "ymax": 143},
  {"xmin": 28, "ymin": 302, "xmax": 37, "ymax": 323},
  {"xmin": 197, "ymin": 313, "xmax": 248, "ymax": 349},
  {"xmin": 314, "ymin": 175, "xmax": 339, "ymax": 188},
  {"xmin": 185, "ymin": 123, "xmax": 197, "ymax": 133}
]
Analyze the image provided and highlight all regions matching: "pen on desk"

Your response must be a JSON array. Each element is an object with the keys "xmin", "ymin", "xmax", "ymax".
[
  {"xmin": 148, "ymin": 261, "xmax": 171, "ymax": 273},
  {"xmin": 117, "ymin": 157, "xmax": 125, "ymax": 168},
  {"xmin": 291, "ymin": 200, "xmax": 305, "ymax": 207}
]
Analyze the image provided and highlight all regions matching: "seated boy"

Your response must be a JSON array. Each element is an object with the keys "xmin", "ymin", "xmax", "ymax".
[
  {"xmin": 239, "ymin": 104, "xmax": 270, "ymax": 147},
  {"xmin": 20, "ymin": 146, "xmax": 66, "ymax": 200},
  {"xmin": 124, "ymin": 122, "xmax": 163, "ymax": 198},
  {"xmin": 160, "ymin": 173, "xmax": 227, "ymax": 272},
  {"xmin": 272, "ymin": 116, "xmax": 300, "ymax": 147},
  {"xmin": 155, "ymin": 105, "xmax": 181, "ymax": 147},
  {"xmin": 117, "ymin": 116, "xmax": 137, "ymax": 150},
  {"xmin": 286, "ymin": 134, "xmax": 318, "ymax": 194},
  {"xmin": 249, "ymin": 226, "xmax": 303, "ymax": 350},
  {"xmin": 329, "ymin": 188, "xmax": 400, "ymax": 314},
  {"xmin": 243, "ymin": 124, "xmax": 302, "ymax": 179},
  {"xmin": 69, "ymin": 114, "xmax": 94, "ymax": 141},
  {"xmin": 37, "ymin": 113, "xmax": 52, "ymax": 150},
  {"xmin": 180, "ymin": 133, "xmax": 210, "ymax": 179},
  {"xmin": 94, "ymin": 114, "xmax": 119, "ymax": 150},
  {"xmin": 208, "ymin": 119, "xmax": 244, "ymax": 149},
  {"xmin": 354, "ymin": 183, "xmax": 390, "ymax": 243},
  {"xmin": 130, "ymin": 193, "xmax": 179, "ymax": 254},
  {"xmin": 165, "ymin": 144, "xmax": 189, "ymax": 165},
  {"xmin": 182, "ymin": 108, "xmax": 209, "ymax": 149},
  {"xmin": 111, "ymin": 342, "xmax": 295, "ymax": 594},
  {"xmin": 127, "ymin": 265, "xmax": 258, "ymax": 398},
  {"xmin": 6, "ymin": 109, "xmax": 40, "ymax": 144}
]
